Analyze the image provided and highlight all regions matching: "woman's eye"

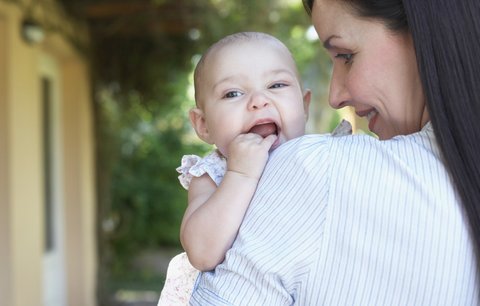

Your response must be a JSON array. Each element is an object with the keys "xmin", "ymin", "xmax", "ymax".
[
  {"xmin": 269, "ymin": 83, "xmax": 288, "ymax": 89},
  {"xmin": 335, "ymin": 53, "xmax": 353, "ymax": 64},
  {"xmin": 223, "ymin": 91, "xmax": 243, "ymax": 99}
]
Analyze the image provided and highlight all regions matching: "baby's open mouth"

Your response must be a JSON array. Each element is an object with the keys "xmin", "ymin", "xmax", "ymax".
[{"xmin": 248, "ymin": 122, "xmax": 278, "ymax": 138}]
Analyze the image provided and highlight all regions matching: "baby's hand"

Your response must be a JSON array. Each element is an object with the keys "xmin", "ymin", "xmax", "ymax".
[{"xmin": 226, "ymin": 133, "xmax": 277, "ymax": 180}]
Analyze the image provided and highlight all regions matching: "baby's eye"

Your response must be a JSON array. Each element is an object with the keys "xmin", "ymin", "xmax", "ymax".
[
  {"xmin": 223, "ymin": 91, "xmax": 243, "ymax": 99},
  {"xmin": 269, "ymin": 83, "xmax": 288, "ymax": 89},
  {"xmin": 335, "ymin": 53, "xmax": 353, "ymax": 64}
]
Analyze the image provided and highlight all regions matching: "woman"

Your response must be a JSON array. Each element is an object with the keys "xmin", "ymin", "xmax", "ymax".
[{"xmin": 188, "ymin": 0, "xmax": 480, "ymax": 304}]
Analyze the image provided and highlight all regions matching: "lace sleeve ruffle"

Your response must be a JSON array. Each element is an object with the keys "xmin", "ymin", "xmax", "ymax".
[{"xmin": 176, "ymin": 150, "xmax": 227, "ymax": 190}]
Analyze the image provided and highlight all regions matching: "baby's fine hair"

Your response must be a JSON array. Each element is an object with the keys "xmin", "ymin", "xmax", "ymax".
[{"xmin": 193, "ymin": 32, "xmax": 298, "ymax": 106}]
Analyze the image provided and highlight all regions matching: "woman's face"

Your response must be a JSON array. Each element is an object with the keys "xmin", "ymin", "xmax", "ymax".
[{"xmin": 311, "ymin": 0, "xmax": 429, "ymax": 139}]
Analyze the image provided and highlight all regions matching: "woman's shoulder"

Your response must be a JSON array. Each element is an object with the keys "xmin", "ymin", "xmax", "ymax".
[
  {"xmin": 273, "ymin": 119, "xmax": 353, "ymax": 157},
  {"xmin": 273, "ymin": 124, "xmax": 440, "ymax": 174},
  {"xmin": 269, "ymin": 121, "xmax": 440, "ymax": 177},
  {"xmin": 276, "ymin": 131, "xmax": 373, "ymax": 155}
]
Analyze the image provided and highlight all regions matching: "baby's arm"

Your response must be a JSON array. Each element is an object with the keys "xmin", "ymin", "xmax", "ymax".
[{"xmin": 180, "ymin": 133, "xmax": 276, "ymax": 271}]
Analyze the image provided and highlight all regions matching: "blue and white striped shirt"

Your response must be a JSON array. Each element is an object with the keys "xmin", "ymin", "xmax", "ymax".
[{"xmin": 190, "ymin": 123, "xmax": 479, "ymax": 305}]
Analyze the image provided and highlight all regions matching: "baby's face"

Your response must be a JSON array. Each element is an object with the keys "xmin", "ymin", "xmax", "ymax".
[{"xmin": 196, "ymin": 40, "xmax": 310, "ymax": 157}]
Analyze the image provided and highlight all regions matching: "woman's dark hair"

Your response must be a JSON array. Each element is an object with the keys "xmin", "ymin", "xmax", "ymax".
[
  {"xmin": 303, "ymin": 0, "xmax": 407, "ymax": 31},
  {"xmin": 303, "ymin": 0, "xmax": 480, "ymax": 255}
]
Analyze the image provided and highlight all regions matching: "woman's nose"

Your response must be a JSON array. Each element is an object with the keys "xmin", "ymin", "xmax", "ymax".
[
  {"xmin": 248, "ymin": 92, "xmax": 271, "ymax": 110},
  {"xmin": 328, "ymin": 66, "xmax": 350, "ymax": 109}
]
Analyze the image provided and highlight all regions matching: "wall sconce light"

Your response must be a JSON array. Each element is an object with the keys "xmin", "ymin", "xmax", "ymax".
[{"xmin": 21, "ymin": 18, "xmax": 45, "ymax": 44}]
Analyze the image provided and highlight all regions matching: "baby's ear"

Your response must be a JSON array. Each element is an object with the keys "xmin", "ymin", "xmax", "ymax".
[
  {"xmin": 303, "ymin": 89, "xmax": 312, "ymax": 121},
  {"xmin": 189, "ymin": 108, "xmax": 214, "ymax": 144}
]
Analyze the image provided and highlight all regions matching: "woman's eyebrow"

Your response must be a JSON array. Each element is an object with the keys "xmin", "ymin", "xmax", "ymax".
[{"xmin": 323, "ymin": 35, "xmax": 340, "ymax": 50}]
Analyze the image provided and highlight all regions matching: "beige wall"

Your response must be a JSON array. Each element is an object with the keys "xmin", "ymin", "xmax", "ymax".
[
  {"xmin": 0, "ymin": 2, "xmax": 96, "ymax": 305},
  {"xmin": 1, "ymin": 5, "xmax": 44, "ymax": 305},
  {"xmin": 0, "ymin": 14, "xmax": 12, "ymax": 306}
]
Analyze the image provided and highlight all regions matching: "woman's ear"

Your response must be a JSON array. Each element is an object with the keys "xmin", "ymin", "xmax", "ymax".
[
  {"xmin": 303, "ymin": 89, "xmax": 312, "ymax": 121},
  {"xmin": 189, "ymin": 108, "xmax": 214, "ymax": 144}
]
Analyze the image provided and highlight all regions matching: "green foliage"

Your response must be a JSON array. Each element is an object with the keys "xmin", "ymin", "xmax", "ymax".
[{"xmin": 97, "ymin": 74, "xmax": 209, "ymax": 271}]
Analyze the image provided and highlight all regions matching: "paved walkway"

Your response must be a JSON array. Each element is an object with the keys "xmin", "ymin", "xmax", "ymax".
[{"xmin": 110, "ymin": 248, "xmax": 182, "ymax": 306}]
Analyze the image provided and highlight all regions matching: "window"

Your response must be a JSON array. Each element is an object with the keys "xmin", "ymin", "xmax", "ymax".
[{"xmin": 42, "ymin": 76, "xmax": 54, "ymax": 252}]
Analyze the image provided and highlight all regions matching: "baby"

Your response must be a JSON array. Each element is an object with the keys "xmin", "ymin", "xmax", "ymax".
[{"xmin": 158, "ymin": 31, "xmax": 351, "ymax": 305}]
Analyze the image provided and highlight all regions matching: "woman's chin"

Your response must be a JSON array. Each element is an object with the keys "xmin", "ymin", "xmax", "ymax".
[
  {"xmin": 376, "ymin": 127, "xmax": 403, "ymax": 140},
  {"xmin": 369, "ymin": 117, "xmax": 397, "ymax": 140}
]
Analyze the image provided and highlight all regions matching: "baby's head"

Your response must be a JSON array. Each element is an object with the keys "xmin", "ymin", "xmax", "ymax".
[{"xmin": 190, "ymin": 32, "xmax": 311, "ymax": 157}]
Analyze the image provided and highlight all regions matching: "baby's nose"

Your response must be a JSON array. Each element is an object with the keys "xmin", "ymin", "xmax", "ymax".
[{"xmin": 248, "ymin": 92, "xmax": 271, "ymax": 110}]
